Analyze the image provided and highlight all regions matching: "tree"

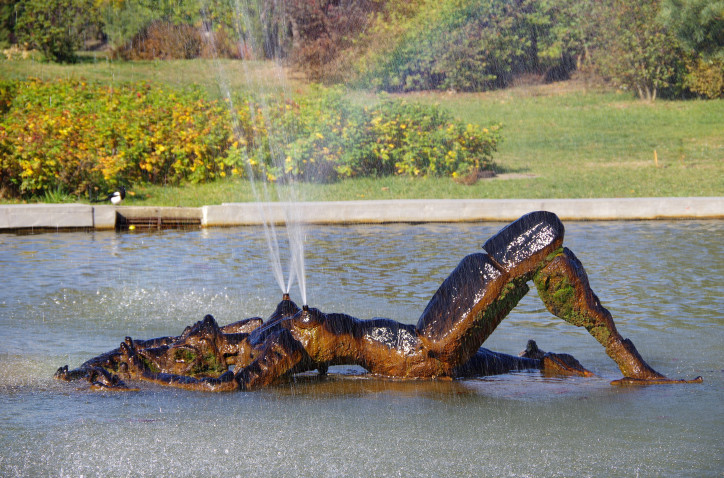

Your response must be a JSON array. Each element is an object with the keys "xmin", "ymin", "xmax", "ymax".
[
  {"xmin": 594, "ymin": 0, "xmax": 684, "ymax": 100},
  {"xmin": 0, "ymin": 0, "xmax": 21, "ymax": 49},
  {"xmin": 660, "ymin": 0, "xmax": 723, "ymax": 98},
  {"xmin": 15, "ymin": 0, "xmax": 98, "ymax": 62},
  {"xmin": 660, "ymin": 0, "xmax": 724, "ymax": 59},
  {"xmin": 97, "ymin": 0, "xmax": 158, "ymax": 51},
  {"xmin": 283, "ymin": 0, "xmax": 383, "ymax": 81}
]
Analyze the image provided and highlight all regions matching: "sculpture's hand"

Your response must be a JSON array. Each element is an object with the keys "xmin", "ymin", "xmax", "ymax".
[
  {"xmin": 119, "ymin": 337, "xmax": 145, "ymax": 378},
  {"xmin": 520, "ymin": 340, "xmax": 594, "ymax": 377},
  {"xmin": 87, "ymin": 367, "xmax": 138, "ymax": 391},
  {"xmin": 54, "ymin": 365, "xmax": 72, "ymax": 381}
]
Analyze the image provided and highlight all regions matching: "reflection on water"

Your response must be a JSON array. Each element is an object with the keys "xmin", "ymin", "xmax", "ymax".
[{"xmin": 1, "ymin": 221, "xmax": 722, "ymax": 476}]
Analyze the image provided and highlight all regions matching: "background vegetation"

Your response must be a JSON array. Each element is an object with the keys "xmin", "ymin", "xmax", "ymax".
[
  {"xmin": 0, "ymin": 0, "xmax": 721, "ymax": 204},
  {"xmin": 2, "ymin": 0, "xmax": 722, "ymax": 98}
]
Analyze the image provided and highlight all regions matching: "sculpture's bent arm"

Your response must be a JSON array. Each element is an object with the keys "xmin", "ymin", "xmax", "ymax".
[
  {"xmin": 120, "ymin": 338, "xmax": 240, "ymax": 392},
  {"xmin": 452, "ymin": 347, "xmax": 540, "ymax": 377}
]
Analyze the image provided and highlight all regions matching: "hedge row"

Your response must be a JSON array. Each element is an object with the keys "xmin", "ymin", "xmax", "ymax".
[{"xmin": 0, "ymin": 79, "xmax": 500, "ymax": 198}]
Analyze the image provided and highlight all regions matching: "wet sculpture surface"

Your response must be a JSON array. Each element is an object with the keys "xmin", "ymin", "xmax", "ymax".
[{"xmin": 55, "ymin": 211, "xmax": 702, "ymax": 391}]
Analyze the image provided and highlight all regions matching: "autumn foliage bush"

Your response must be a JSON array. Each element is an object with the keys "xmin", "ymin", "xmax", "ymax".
[
  {"xmin": 113, "ymin": 21, "xmax": 242, "ymax": 60},
  {"xmin": 0, "ymin": 79, "xmax": 500, "ymax": 199},
  {"xmin": 0, "ymin": 79, "xmax": 235, "ymax": 197}
]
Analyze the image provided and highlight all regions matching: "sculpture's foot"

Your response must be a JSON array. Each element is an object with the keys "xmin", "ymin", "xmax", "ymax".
[
  {"xmin": 54, "ymin": 365, "xmax": 71, "ymax": 381},
  {"xmin": 611, "ymin": 376, "xmax": 703, "ymax": 386},
  {"xmin": 520, "ymin": 340, "xmax": 594, "ymax": 377}
]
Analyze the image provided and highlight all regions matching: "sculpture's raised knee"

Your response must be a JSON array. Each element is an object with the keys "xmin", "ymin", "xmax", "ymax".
[{"xmin": 483, "ymin": 211, "xmax": 564, "ymax": 278}]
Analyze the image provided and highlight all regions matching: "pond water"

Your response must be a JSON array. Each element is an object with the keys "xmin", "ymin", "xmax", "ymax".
[{"xmin": 1, "ymin": 220, "xmax": 722, "ymax": 477}]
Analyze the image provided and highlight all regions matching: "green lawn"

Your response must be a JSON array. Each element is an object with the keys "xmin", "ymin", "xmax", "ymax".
[
  {"xmin": 0, "ymin": 55, "xmax": 304, "ymax": 97},
  {"xmin": 2, "ymin": 57, "xmax": 722, "ymax": 205},
  {"xmin": 403, "ymin": 83, "xmax": 723, "ymax": 199}
]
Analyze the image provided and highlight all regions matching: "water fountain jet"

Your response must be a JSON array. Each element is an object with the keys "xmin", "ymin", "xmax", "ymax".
[{"xmin": 205, "ymin": 14, "xmax": 308, "ymax": 302}]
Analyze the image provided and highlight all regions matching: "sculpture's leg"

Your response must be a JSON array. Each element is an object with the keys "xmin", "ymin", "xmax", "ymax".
[
  {"xmin": 416, "ymin": 211, "xmax": 566, "ymax": 371},
  {"xmin": 533, "ymin": 247, "xmax": 702, "ymax": 384}
]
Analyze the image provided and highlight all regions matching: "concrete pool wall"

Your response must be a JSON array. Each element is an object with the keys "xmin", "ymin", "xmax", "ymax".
[{"xmin": 1, "ymin": 197, "xmax": 723, "ymax": 232}]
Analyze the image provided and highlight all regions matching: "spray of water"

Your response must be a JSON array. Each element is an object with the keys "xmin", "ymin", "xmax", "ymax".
[
  {"xmin": 204, "ymin": 1, "xmax": 307, "ymax": 304},
  {"xmin": 286, "ymin": 217, "xmax": 307, "ymax": 305}
]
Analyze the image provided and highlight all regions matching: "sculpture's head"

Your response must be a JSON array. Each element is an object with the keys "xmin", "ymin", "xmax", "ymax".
[{"xmin": 296, "ymin": 304, "xmax": 323, "ymax": 329}]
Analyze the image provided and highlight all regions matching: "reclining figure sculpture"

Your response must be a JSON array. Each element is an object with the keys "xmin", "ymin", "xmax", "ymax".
[{"xmin": 55, "ymin": 211, "xmax": 702, "ymax": 391}]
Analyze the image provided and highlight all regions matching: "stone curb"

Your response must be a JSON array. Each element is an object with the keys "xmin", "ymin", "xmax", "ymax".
[
  {"xmin": 204, "ymin": 197, "xmax": 724, "ymax": 226},
  {"xmin": 1, "ymin": 197, "xmax": 722, "ymax": 232}
]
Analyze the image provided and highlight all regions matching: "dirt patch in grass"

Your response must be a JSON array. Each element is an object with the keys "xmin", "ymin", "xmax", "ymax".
[{"xmin": 493, "ymin": 173, "xmax": 540, "ymax": 180}]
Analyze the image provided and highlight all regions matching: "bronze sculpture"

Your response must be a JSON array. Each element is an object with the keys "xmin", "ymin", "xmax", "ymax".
[{"xmin": 55, "ymin": 211, "xmax": 702, "ymax": 391}]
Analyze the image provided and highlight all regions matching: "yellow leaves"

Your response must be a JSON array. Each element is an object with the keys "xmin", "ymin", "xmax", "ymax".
[{"xmin": 3, "ymin": 78, "xmax": 500, "ymax": 198}]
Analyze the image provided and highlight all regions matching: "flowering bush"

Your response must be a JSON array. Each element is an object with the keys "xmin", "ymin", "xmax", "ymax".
[
  {"xmin": 272, "ymin": 87, "xmax": 500, "ymax": 182},
  {"xmin": 0, "ymin": 79, "xmax": 500, "ymax": 199},
  {"xmin": 0, "ymin": 79, "xmax": 236, "ymax": 197}
]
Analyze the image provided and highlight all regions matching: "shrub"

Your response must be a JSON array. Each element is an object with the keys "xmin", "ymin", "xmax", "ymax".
[
  {"xmin": 0, "ymin": 80, "xmax": 501, "ymax": 199},
  {"xmin": 341, "ymin": 96, "xmax": 500, "ymax": 178},
  {"xmin": 267, "ymin": 87, "xmax": 500, "ymax": 181},
  {"xmin": 114, "ymin": 21, "xmax": 204, "ymax": 60},
  {"xmin": 112, "ymin": 20, "xmax": 243, "ymax": 60},
  {"xmin": 0, "ymin": 80, "xmax": 17, "ymax": 116},
  {"xmin": 684, "ymin": 57, "xmax": 724, "ymax": 99},
  {"xmin": 0, "ymin": 79, "xmax": 236, "ymax": 197}
]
